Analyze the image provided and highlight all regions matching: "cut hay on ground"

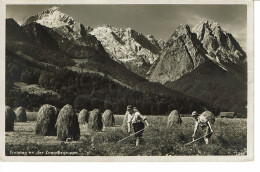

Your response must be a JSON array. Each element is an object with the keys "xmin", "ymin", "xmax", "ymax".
[
  {"xmin": 88, "ymin": 109, "xmax": 103, "ymax": 131},
  {"xmin": 55, "ymin": 104, "xmax": 80, "ymax": 141},
  {"xmin": 78, "ymin": 109, "xmax": 89, "ymax": 124},
  {"xmin": 102, "ymin": 109, "xmax": 115, "ymax": 127},
  {"xmin": 15, "ymin": 106, "xmax": 27, "ymax": 122},
  {"xmin": 201, "ymin": 111, "xmax": 215, "ymax": 124},
  {"xmin": 5, "ymin": 106, "xmax": 16, "ymax": 131},
  {"xmin": 167, "ymin": 110, "xmax": 182, "ymax": 128},
  {"xmin": 35, "ymin": 104, "xmax": 58, "ymax": 136}
]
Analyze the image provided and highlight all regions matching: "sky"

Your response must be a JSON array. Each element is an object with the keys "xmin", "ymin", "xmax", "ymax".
[{"xmin": 6, "ymin": 5, "xmax": 247, "ymax": 51}]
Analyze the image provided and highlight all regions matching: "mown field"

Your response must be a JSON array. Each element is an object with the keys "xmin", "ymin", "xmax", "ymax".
[{"xmin": 5, "ymin": 113, "xmax": 247, "ymax": 156}]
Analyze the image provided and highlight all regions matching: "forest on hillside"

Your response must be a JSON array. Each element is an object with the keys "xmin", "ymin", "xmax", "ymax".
[{"xmin": 5, "ymin": 50, "xmax": 219, "ymax": 115}]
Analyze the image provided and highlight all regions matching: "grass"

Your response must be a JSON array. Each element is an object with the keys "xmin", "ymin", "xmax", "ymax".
[
  {"xmin": 5, "ymin": 115, "xmax": 247, "ymax": 156},
  {"xmin": 26, "ymin": 112, "xmax": 38, "ymax": 121},
  {"xmin": 14, "ymin": 82, "xmax": 59, "ymax": 96}
]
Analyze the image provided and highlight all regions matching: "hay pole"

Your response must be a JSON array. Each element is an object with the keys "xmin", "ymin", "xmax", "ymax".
[
  {"xmin": 185, "ymin": 131, "xmax": 213, "ymax": 146},
  {"xmin": 117, "ymin": 126, "xmax": 149, "ymax": 143}
]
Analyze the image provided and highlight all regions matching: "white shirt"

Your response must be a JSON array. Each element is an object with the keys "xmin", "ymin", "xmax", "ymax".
[
  {"xmin": 197, "ymin": 115, "xmax": 209, "ymax": 127},
  {"xmin": 127, "ymin": 111, "xmax": 147, "ymax": 124}
]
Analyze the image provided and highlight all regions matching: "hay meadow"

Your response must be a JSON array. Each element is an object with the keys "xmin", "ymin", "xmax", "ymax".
[{"xmin": 5, "ymin": 113, "xmax": 247, "ymax": 156}]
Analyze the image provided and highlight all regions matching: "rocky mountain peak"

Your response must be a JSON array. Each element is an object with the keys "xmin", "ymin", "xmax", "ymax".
[
  {"xmin": 205, "ymin": 20, "xmax": 220, "ymax": 29},
  {"xmin": 6, "ymin": 18, "xmax": 27, "ymax": 41},
  {"xmin": 149, "ymin": 23, "xmax": 208, "ymax": 83},
  {"xmin": 192, "ymin": 20, "xmax": 246, "ymax": 64},
  {"xmin": 22, "ymin": 6, "xmax": 75, "ymax": 28},
  {"xmin": 100, "ymin": 24, "xmax": 112, "ymax": 28},
  {"xmin": 6, "ymin": 18, "xmax": 20, "ymax": 27},
  {"xmin": 157, "ymin": 39, "xmax": 166, "ymax": 50},
  {"xmin": 89, "ymin": 25, "xmax": 162, "ymax": 77},
  {"xmin": 146, "ymin": 35, "xmax": 155, "ymax": 39},
  {"xmin": 170, "ymin": 24, "xmax": 191, "ymax": 39},
  {"xmin": 85, "ymin": 25, "xmax": 93, "ymax": 33},
  {"xmin": 45, "ymin": 6, "xmax": 60, "ymax": 13},
  {"xmin": 149, "ymin": 20, "xmax": 246, "ymax": 85},
  {"xmin": 21, "ymin": 6, "xmax": 97, "ymax": 47}
]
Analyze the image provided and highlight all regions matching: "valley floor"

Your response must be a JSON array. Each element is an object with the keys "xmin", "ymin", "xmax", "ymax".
[{"xmin": 5, "ymin": 115, "xmax": 247, "ymax": 156}]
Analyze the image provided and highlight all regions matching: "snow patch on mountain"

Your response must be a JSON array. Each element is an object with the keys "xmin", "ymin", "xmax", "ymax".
[
  {"xmin": 89, "ymin": 25, "xmax": 162, "ymax": 76},
  {"xmin": 22, "ymin": 6, "xmax": 89, "ymax": 46},
  {"xmin": 90, "ymin": 25, "xmax": 161, "ymax": 64}
]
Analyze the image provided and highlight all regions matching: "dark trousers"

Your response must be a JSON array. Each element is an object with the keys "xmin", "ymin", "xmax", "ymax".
[
  {"xmin": 201, "ymin": 126, "xmax": 212, "ymax": 139},
  {"xmin": 132, "ymin": 122, "xmax": 145, "ymax": 138}
]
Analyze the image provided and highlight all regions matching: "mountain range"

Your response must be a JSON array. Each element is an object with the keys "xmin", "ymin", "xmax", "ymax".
[{"xmin": 5, "ymin": 6, "xmax": 247, "ymax": 115}]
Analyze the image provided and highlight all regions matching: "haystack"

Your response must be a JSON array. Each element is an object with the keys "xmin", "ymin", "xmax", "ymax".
[
  {"xmin": 35, "ymin": 104, "xmax": 58, "ymax": 136},
  {"xmin": 102, "ymin": 109, "xmax": 115, "ymax": 127},
  {"xmin": 78, "ymin": 109, "xmax": 89, "ymax": 124},
  {"xmin": 167, "ymin": 110, "xmax": 182, "ymax": 128},
  {"xmin": 200, "ymin": 111, "xmax": 215, "ymax": 124},
  {"xmin": 5, "ymin": 106, "xmax": 16, "ymax": 131},
  {"xmin": 56, "ymin": 104, "xmax": 80, "ymax": 141},
  {"xmin": 88, "ymin": 109, "xmax": 103, "ymax": 131},
  {"xmin": 15, "ymin": 106, "xmax": 27, "ymax": 122}
]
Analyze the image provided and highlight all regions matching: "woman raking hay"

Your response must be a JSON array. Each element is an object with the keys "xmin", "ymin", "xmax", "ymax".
[{"xmin": 127, "ymin": 105, "xmax": 149, "ymax": 146}]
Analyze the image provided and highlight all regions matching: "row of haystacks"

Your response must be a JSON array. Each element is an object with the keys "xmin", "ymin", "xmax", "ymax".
[
  {"xmin": 5, "ymin": 106, "xmax": 27, "ymax": 131},
  {"xmin": 5, "ymin": 103, "xmax": 116, "ymax": 141},
  {"xmin": 78, "ymin": 109, "xmax": 115, "ymax": 127},
  {"xmin": 6, "ymin": 104, "xmax": 215, "ymax": 141},
  {"xmin": 37, "ymin": 105, "xmax": 116, "ymax": 141}
]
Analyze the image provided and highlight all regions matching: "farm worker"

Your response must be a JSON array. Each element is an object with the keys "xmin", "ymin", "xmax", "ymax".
[
  {"xmin": 127, "ymin": 105, "xmax": 149, "ymax": 146},
  {"xmin": 191, "ymin": 111, "xmax": 213, "ymax": 144}
]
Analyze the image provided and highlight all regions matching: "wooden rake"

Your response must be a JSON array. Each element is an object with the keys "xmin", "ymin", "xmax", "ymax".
[
  {"xmin": 185, "ymin": 131, "xmax": 213, "ymax": 146},
  {"xmin": 117, "ymin": 126, "xmax": 149, "ymax": 143}
]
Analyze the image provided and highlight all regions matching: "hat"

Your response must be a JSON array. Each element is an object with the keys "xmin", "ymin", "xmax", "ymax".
[
  {"xmin": 191, "ymin": 111, "xmax": 198, "ymax": 116},
  {"xmin": 127, "ymin": 105, "xmax": 133, "ymax": 111}
]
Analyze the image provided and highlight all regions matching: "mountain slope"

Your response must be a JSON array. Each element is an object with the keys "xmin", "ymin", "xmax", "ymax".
[
  {"xmin": 165, "ymin": 60, "xmax": 247, "ymax": 115},
  {"xmin": 148, "ymin": 21, "xmax": 247, "ymax": 114},
  {"xmin": 16, "ymin": 9, "xmax": 148, "ymax": 87},
  {"xmin": 6, "ymin": 9, "xmax": 223, "ymax": 115},
  {"xmin": 24, "ymin": 7, "xmax": 163, "ymax": 78},
  {"xmin": 6, "ymin": 17, "xmax": 219, "ymax": 114},
  {"xmin": 149, "ymin": 25, "xmax": 208, "ymax": 83},
  {"xmin": 19, "ymin": 6, "xmax": 185, "ymax": 93},
  {"xmin": 6, "ymin": 6, "xmax": 246, "ymax": 114},
  {"xmin": 90, "ymin": 25, "xmax": 162, "ymax": 77}
]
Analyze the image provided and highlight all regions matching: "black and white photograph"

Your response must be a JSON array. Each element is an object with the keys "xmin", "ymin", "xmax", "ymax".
[{"xmin": 1, "ymin": 0, "xmax": 254, "ymax": 161}]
